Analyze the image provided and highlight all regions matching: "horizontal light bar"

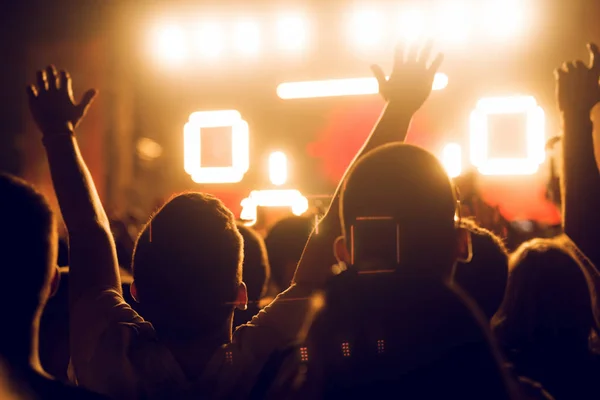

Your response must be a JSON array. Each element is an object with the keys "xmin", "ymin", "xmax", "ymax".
[{"xmin": 276, "ymin": 73, "xmax": 448, "ymax": 99}]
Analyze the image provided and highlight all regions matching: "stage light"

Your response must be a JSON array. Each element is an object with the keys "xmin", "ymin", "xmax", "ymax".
[
  {"xmin": 442, "ymin": 143, "xmax": 462, "ymax": 178},
  {"xmin": 398, "ymin": 8, "xmax": 426, "ymax": 43},
  {"xmin": 269, "ymin": 151, "xmax": 288, "ymax": 185},
  {"xmin": 483, "ymin": 0, "xmax": 523, "ymax": 39},
  {"xmin": 234, "ymin": 20, "xmax": 260, "ymax": 55},
  {"xmin": 195, "ymin": 22, "xmax": 224, "ymax": 58},
  {"xmin": 276, "ymin": 73, "xmax": 447, "ymax": 99},
  {"xmin": 435, "ymin": 1, "xmax": 470, "ymax": 44},
  {"xmin": 470, "ymin": 96, "xmax": 545, "ymax": 176},
  {"xmin": 154, "ymin": 25, "xmax": 187, "ymax": 64},
  {"xmin": 349, "ymin": 9, "xmax": 385, "ymax": 49},
  {"xmin": 276, "ymin": 15, "xmax": 307, "ymax": 51},
  {"xmin": 183, "ymin": 110, "xmax": 249, "ymax": 183},
  {"xmin": 240, "ymin": 189, "xmax": 309, "ymax": 226}
]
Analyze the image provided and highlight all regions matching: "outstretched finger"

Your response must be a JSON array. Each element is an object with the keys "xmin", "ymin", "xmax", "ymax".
[
  {"xmin": 588, "ymin": 43, "xmax": 600, "ymax": 72},
  {"xmin": 46, "ymin": 65, "xmax": 58, "ymax": 91},
  {"xmin": 563, "ymin": 62, "xmax": 575, "ymax": 73},
  {"xmin": 26, "ymin": 85, "xmax": 38, "ymax": 99},
  {"xmin": 553, "ymin": 68, "xmax": 565, "ymax": 80},
  {"xmin": 75, "ymin": 89, "xmax": 97, "ymax": 120},
  {"xmin": 407, "ymin": 41, "xmax": 420, "ymax": 62},
  {"xmin": 58, "ymin": 70, "xmax": 69, "ymax": 92},
  {"xmin": 370, "ymin": 64, "xmax": 387, "ymax": 87},
  {"xmin": 427, "ymin": 52, "xmax": 444, "ymax": 74},
  {"xmin": 418, "ymin": 40, "xmax": 434, "ymax": 65},
  {"xmin": 36, "ymin": 70, "xmax": 47, "ymax": 91}
]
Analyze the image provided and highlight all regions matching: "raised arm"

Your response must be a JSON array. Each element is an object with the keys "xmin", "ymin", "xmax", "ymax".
[
  {"xmin": 293, "ymin": 41, "xmax": 444, "ymax": 287},
  {"xmin": 27, "ymin": 66, "xmax": 121, "ymax": 305},
  {"xmin": 556, "ymin": 43, "xmax": 600, "ymax": 265}
]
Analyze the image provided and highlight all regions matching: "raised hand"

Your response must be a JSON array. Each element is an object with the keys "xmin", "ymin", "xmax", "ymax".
[
  {"xmin": 27, "ymin": 65, "xmax": 97, "ymax": 135},
  {"xmin": 555, "ymin": 43, "xmax": 600, "ymax": 115},
  {"xmin": 371, "ymin": 41, "xmax": 444, "ymax": 115}
]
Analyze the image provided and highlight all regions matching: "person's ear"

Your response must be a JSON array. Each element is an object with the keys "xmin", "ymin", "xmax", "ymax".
[
  {"xmin": 235, "ymin": 282, "xmax": 248, "ymax": 311},
  {"xmin": 455, "ymin": 226, "xmax": 473, "ymax": 264},
  {"xmin": 130, "ymin": 281, "xmax": 139, "ymax": 303},
  {"xmin": 49, "ymin": 266, "xmax": 61, "ymax": 298},
  {"xmin": 334, "ymin": 236, "xmax": 351, "ymax": 264}
]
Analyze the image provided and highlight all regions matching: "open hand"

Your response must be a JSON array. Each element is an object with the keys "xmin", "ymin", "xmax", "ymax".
[
  {"xmin": 555, "ymin": 43, "xmax": 600, "ymax": 115},
  {"xmin": 371, "ymin": 41, "xmax": 444, "ymax": 115},
  {"xmin": 27, "ymin": 65, "xmax": 97, "ymax": 135}
]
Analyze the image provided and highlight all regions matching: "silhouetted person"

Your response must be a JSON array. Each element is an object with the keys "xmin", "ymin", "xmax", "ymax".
[
  {"xmin": 0, "ymin": 173, "xmax": 105, "ymax": 399},
  {"xmin": 493, "ymin": 239, "xmax": 600, "ymax": 399}
]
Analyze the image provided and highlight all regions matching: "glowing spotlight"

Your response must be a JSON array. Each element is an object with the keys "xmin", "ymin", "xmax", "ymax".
[
  {"xmin": 398, "ymin": 8, "xmax": 426, "ymax": 43},
  {"xmin": 183, "ymin": 110, "xmax": 249, "ymax": 183},
  {"xmin": 195, "ymin": 22, "xmax": 224, "ymax": 58},
  {"xmin": 349, "ymin": 9, "xmax": 385, "ymax": 49},
  {"xmin": 234, "ymin": 20, "xmax": 260, "ymax": 55},
  {"xmin": 269, "ymin": 151, "xmax": 288, "ymax": 185},
  {"xmin": 442, "ymin": 143, "xmax": 462, "ymax": 178},
  {"xmin": 470, "ymin": 96, "xmax": 545, "ymax": 176},
  {"xmin": 240, "ymin": 189, "xmax": 309, "ymax": 226},
  {"xmin": 276, "ymin": 15, "xmax": 307, "ymax": 51},
  {"xmin": 483, "ymin": 0, "xmax": 523, "ymax": 39},
  {"xmin": 435, "ymin": 1, "xmax": 470, "ymax": 44},
  {"xmin": 154, "ymin": 25, "xmax": 187, "ymax": 64},
  {"xmin": 276, "ymin": 73, "xmax": 447, "ymax": 99}
]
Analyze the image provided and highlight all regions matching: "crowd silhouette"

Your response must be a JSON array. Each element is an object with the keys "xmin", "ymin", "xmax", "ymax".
[{"xmin": 1, "ymin": 38, "xmax": 600, "ymax": 399}]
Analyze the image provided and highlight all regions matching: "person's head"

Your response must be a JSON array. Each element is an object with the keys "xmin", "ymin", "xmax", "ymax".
[
  {"xmin": 454, "ymin": 219, "xmax": 509, "ymax": 319},
  {"xmin": 131, "ymin": 192, "xmax": 247, "ymax": 340},
  {"xmin": 265, "ymin": 216, "xmax": 312, "ymax": 291},
  {"xmin": 335, "ymin": 144, "xmax": 464, "ymax": 280},
  {"xmin": 0, "ymin": 174, "xmax": 59, "ymax": 342},
  {"xmin": 492, "ymin": 238, "xmax": 595, "ymax": 352},
  {"xmin": 236, "ymin": 224, "xmax": 270, "ymax": 303}
]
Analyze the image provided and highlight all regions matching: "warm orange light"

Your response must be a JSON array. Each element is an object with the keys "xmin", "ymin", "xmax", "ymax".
[
  {"xmin": 269, "ymin": 151, "xmax": 288, "ymax": 185},
  {"xmin": 240, "ymin": 189, "xmax": 309, "ymax": 226},
  {"xmin": 442, "ymin": 143, "xmax": 462, "ymax": 178}
]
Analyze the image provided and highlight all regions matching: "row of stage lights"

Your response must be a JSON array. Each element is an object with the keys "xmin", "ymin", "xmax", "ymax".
[{"xmin": 152, "ymin": 0, "xmax": 526, "ymax": 65}]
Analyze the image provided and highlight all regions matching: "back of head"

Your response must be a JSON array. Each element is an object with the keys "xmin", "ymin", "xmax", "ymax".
[
  {"xmin": 236, "ymin": 224, "xmax": 269, "ymax": 302},
  {"xmin": 454, "ymin": 219, "xmax": 509, "ymax": 319},
  {"xmin": 0, "ymin": 173, "xmax": 55, "ymax": 330},
  {"xmin": 132, "ymin": 192, "xmax": 242, "ymax": 339},
  {"xmin": 493, "ymin": 238, "xmax": 595, "ymax": 352},
  {"xmin": 265, "ymin": 216, "xmax": 312, "ymax": 290},
  {"xmin": 340, "ymin": 144, "xmax": 458, "ymax": 278}
]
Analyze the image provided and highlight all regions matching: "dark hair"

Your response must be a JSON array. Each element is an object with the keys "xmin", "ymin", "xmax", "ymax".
[
  {"xmin": 493, "ymin": 238, "xmax": 595, "ymax": 352},
  {"xmin": 236, "ymin": 224, "xmax": 269, "ymax": 302},
  {"xmin": 0, "ymin": 173, "xmax": 55, "ymax": 327},
  {"xmin": 265, "ymin": 216, "xmax": 312, "ymax": 291},
  {"xmin": 454, "ymin": 219, "xmax": 509, "ymax": 319},
  {"xmin": 340, "ymin": 144, "xmax": 458, "ymax": 277},
  {"xmin": 132, "ymin": 192, "xmax": 242, "ymax": 339}
]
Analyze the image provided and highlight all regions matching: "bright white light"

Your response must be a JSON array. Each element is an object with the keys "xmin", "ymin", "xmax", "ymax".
[
  {"xmin": 240, "ymin": 189, "xmax": 309, "ymax": 226},
  {"xmin": 399, "ymin": 8, "xmax": 426, "ymax": 43},
  {"xmin": 349, "ymin": 9, "xmax": 385, "ymax": 49},
  {"xmin": 195, "ymin": 22, "xmax": 224, "ymax": 58},
  {"xmin": 469, "ymin": 96, "xmax": 545, "ymax": 176},
  {"xmin": 276, "ymin": 15, "xmax": 307, "ymax": 51},
  {"xmin": 276, "ymin": 73, "xmax": 447, "ymax": 99},
  {"xmin": 269, "ymin": 151, "xmax": 288, "ymax": 185},
  {"xmin": 183, "ymin": 110, "xmax": 249, "ymax": 183},
  {"xmin": 154, "ymin": 25, "xmax": 187, "ymax": 64},
  {"xmin": 483, "ymin": 0, "xmax": 523, "ymax": 39},
  {"xmin": 234, "ymin": 20, "xmax": 260, "ymax": 55},
  {"xmin": 442, "ymin": 143, "xmax": 462, "ymax": 178},
  {"xmin": 435, "ymin": 1, "xmax": 470, "ymax": 44}
]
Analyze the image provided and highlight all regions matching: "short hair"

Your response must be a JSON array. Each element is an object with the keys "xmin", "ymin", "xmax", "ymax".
[
  {"xmin": 340, "ymin": 144, "xmax": 458, "ymax": 275},
  {"xmin": 493, "ymin": 238, "xmax": 595, "ymax": 350},
  {"xmin": 454, "ymin": 219, "xmax": 509, "ymax": 319},
  {"xmin": 132, "ymin": 192, "xmax": 243, "ymax": 338},
  {"xmin": 265, "ymin": 216, "xmax": 312, "ymax": 290},
  {"xmin": 0, "ymin": 173, "xmax": 55, "ymax": 325},
  {"xmin": 236, "ymin": 224, "xmax": 270, "ymax": 302}
]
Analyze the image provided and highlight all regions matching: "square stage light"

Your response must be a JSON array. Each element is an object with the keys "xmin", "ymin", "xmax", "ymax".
[
  {"xmin": 183, "ymin": 110, "xmax": 249, "ymax": 183},
  {"xmin": 469, "ymin": 96, "xmax": 545, "ymax": 176}
]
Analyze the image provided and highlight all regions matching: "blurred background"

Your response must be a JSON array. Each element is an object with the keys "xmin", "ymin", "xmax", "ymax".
[{"xmin": 2, "ymin": 0, "xmax": 600, "ymax": 237}]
